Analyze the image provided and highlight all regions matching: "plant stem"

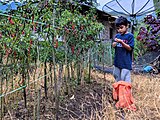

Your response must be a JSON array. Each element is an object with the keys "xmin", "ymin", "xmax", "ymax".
[{"xmin": 44, "ymin": 60, "xmax": 47, "ymax": 99}]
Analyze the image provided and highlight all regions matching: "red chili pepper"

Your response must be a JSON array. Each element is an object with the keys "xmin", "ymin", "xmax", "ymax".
[
  {"xmin": 73, "ymin": 30, "xmax": 77, "ymax": 35},
  {"xmin": 33, "ymin": 26, "xmax": 36, "ymax": 31},
  {"xmin": 20, "ymin": 79, "xmax": 25, "ymax": 84},
  {"xmin": 30, "ymin": 39, "xmax": 33, "ymax": 45},
  {"xmin": 14, "ymin": 51, "xmax": 17, "ymax": 59},
  {"xmin": 72, "ymin": 24, "xmax": 75, "ymax": 30},
  {"xmin": 8, "ymin": 16, "xmax": 11, "ymax": 20},
  {"xmin": 71, "ymin": 45, "xmax": 74, "ymax": 54},
  {"xmin": 54, "ymin": 40, "xmax": 58, "ymax": 48},
  {"xmin": 22, "ymin": 31, "xmax": 25, "ymax": 35},
  {"xmin": 4, "ymin": 43, "xmax": 7, "ymax": 49},
  {"xmin": 80, "ymin": 25, "xmax": 84, "ymax": 30},
  {"xmin": 28, "ymin": 47, "xmax": 31, "ymax": 56},
  {"xmin": 0, "ymin": 32, "xmax": 2, "ymax": 39},
  {"xmin": 5, "ymin": 48, "xmax": 12, "ymax": 58},
  {"xmin": 5, "ymin": 51, "xmax": 9, "ymax": 58},
  {"xmin": 8, "ymin": 16, "xmax": 14, "ymax": 25},
  {"xmin": 8, "ymin": 48, "xmax": 12, "ymax": 54},
  {"xmin": 11, "ymin": 33, "xmax": 15, "ymax": 38},
  {"xmin": 9, "ymin": 19, "xmax": 14, "ymax": 25},
  {"xmin": 136, "ymin": 35, "xmax": 141, "ymax": 41},
  {"xmin": 33, "ymin": 22, "xmax": 38, "ymax": 31},
  {"xmin": 32, "ymin": 15, "xmax": 34, "ymax": 23},
  {"xmin": 64, "ymin": 27, "xmax": 69, "ymax": 34}
]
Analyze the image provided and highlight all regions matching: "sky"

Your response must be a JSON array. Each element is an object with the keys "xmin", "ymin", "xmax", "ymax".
[
  {"xmin": 97, "ymin": 0, "xmax": 111, "ymax": 10},
  {"xmin": 0, "ymin": 1, "xmax": 23, "ymax": 12}
]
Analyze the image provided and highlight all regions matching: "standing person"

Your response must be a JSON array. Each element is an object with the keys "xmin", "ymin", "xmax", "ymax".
[
  {"xmin": 112, "ymin": 16, "xmax": 136, "ymax": 111},
  {"xmin": 112, "ymin": 16, "xmax": 134, "ymax": 83}
]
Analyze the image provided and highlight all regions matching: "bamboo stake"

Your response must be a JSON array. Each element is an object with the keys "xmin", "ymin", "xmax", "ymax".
[
  {"xmin": 49, "ymin": 62, "xmax": 53, "ymax": 87},
  {"xmin": 0, "ymin": 69, "xmax": 3, "ymax": 120},
  {"xmin": 33, "ymin": 46, "xmax": 38, "ymax": 120},
  {"xmin": 52, "ymin": 1, "xmax": 59, "ymax": 119},
  {"xmin": 81, "ymin": 52, "xmax": 85, "ymax": 85},
  {"xmin": 102, "ymin": 44, "xmax": 106, "ymax": 80},
  {"xmin": 77, "ymin": 58, "xmax": 81, "ymax": 85},
  {"xmin": 88, "ymin": 49, "xmax": 91, "ymax": 83},
  {"xmin": 52, "ymin": 46, "xmax": 59, "ymax": 120},
  {"xmin": 64, "ymin": 35, "xmax": 69, "ymax": 94},
  {"xmin": 44, "ymin": 60, "xmax": 48, "ymax": 99},
  {"xmin": 70, "ymin": 62, "xmax": 74, "ymax": 80},
  {"xmin": 37, "ymin": 89, "xmax": 41, "ymax": 120},
  {"xmin": 67, "ymin": 58, "xmax": 71, "ymax": 94}
]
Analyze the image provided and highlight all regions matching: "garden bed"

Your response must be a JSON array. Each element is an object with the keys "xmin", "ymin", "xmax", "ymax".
[{"xmin": 3, "ymin": 71, "xmax": 160, "ymax": 120}]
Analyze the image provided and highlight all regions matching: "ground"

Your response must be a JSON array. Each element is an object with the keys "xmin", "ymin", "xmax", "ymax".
[
  {"xmin": 135, "ymin": 50, "xmax": 160, "ymax": 65},
  {"xmin": 133, "ymin": 50, "xmax": 160, "ymax": 74},
  {"xmin": 3, "ymin": 70, "xmax": 160, "ymax": 120}
]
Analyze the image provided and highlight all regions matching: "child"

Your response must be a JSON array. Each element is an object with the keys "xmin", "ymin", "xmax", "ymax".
[
  {"xmin": 112, "ymin": 16, "xmax": 136, "ymax": 111},
  {"xmin": 112, "ymin": 16, "xmax": 134, "ymax": 83}
]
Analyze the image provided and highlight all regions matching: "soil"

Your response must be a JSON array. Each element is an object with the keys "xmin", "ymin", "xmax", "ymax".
[
  {"xmin": 3, "ymin": 72, "xmax": 160, "ymax": 120},
  {"xmin": 2, "ymin": 51, "xmax": 160, "ymax": 120},
  {"xmin": 58, "ymin": 81, "xmax": 114, "ymax": 120},
  {"xmin": 3, "ymin": 80, "xmax": 116, "ymax": 120}
]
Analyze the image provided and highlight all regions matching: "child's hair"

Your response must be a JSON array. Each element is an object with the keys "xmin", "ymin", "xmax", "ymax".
[{"xmin": 115, "ymin": 16, "xmax": 128, "ymax": 27}]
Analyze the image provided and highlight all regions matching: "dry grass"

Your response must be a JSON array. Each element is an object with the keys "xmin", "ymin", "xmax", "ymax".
[
  {"xmin": 1, "ymin": 67, "xmax": 160, "ymax": 120},
  {"xmin": 91, "ymin": 71, "xmax": 160, "ymax": 120},
  {"xmin": 131, "ymin": 74, "xmax": 160, "ymax": 120}
]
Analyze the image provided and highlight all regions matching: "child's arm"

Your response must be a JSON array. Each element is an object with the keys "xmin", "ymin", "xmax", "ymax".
[{"xmin": 115, "ymin": 38, "xmax": 132, "ymax": 51}]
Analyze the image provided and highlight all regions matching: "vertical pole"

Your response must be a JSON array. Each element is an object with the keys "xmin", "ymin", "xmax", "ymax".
[
  {"xmin": 37, "ymin": 89, "xmax": 41, "ymax": 120},
  {"xmin": 53, "ymin": 1, "xmax": 59, "ymax": 120},
  {"xmin": 64, "ymin": 36, "xmax": 69, "ymax": 93},
  {"xmin": 0, "ymin": 68, "xmax": 3, "ymax": 120},
  {"xmin": 44, "ymin": 60, "xmax": 47, "ymax": 99},
  {"xmin": 88, "ymin": 49, "xmax": 91, "ymax": 83},
  {"xmin": 130, "ymin": 16, "xmax": 135, "ymax": 62}
]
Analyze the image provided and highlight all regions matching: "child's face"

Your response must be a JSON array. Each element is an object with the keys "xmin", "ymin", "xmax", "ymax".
[{"xmin": 116, "ymin": 25, "xmax": 128, "ymax": 34}]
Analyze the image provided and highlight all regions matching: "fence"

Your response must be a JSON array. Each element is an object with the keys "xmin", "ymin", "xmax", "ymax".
[{"xmin": 92, "ymin": 40, "xmax": 113, "ymax": 67}]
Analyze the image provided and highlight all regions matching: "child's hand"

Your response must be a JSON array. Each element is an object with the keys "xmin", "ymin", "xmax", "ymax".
[
  {"xmin": 115, "ymin": 38, "xmax": 122, "ymax": 43},
  {"xmin": 112, "ymin": 42, "xmax": 117, "ymax": 47}
]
